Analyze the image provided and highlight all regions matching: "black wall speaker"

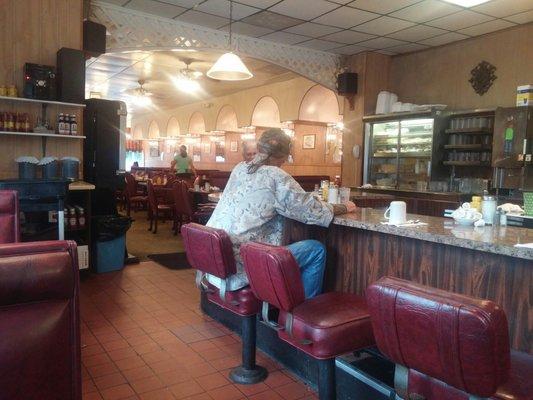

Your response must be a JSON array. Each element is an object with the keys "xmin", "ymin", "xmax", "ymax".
[
  {"xmin": 337, "ymin": 72, "xmax": 358, "ymax": 96},
  {"xmin": 57, "ymin": 48, "xmax": 86, "ymax": 104},
  {"xmin": 83, "ymin": 20, "xmax": 106, "ymax": 57}
]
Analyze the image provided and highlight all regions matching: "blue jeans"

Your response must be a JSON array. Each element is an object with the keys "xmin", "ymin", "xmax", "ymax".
[{"xmin": 286, "ymin": 240, "xmax": 326, "ymax": 299}]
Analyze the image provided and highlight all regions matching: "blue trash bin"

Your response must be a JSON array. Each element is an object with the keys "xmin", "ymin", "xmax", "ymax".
[{"xmin": 96, "ymin": 235, "xmax": 126, "ymax": 273}]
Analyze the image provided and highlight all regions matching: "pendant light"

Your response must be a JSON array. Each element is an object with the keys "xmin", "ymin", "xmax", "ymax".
[{"xmin": 207, "ymin": 0, "xmax": 253, "ymax": 81}]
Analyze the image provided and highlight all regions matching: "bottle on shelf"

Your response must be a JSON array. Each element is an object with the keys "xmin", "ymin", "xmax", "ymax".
[
  {"xmin": 15, "ymin": 113, "xmax": 22, "ymax": 132},
  {"xmin": 23, "ymin": 113, "xmax": 30, "ymax": 133},
  {"xmin": 0, "ymin": 112, "xmax": 4, "ymax": 131},
  {"xmin": 6, "ymin": 112, "xmax": 15, "ymax": 132},
  {"xmin": 57, "ymin": 113, "xmax": 65, "ymax": 135},
  {"xmin": 69, "ymin": 114, "xmax": 77, "ymax": 135},
  {"xmin": 0, "ymin": 85, "xmax": 6, "ymax": 96}
]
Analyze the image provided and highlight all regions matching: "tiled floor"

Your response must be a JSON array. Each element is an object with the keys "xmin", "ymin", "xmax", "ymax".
[{"xmin": 80, "ymin": 261, "xmax": 318, "ymax": 400}]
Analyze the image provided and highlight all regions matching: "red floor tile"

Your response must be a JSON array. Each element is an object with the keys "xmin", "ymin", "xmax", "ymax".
[
  {"xmin": 100, "ymin": 384, "xmax": 136, "ymax": 400},
  {"xmin": 94, "ymin": 372, "xmax": 128, "ymax": 391}
]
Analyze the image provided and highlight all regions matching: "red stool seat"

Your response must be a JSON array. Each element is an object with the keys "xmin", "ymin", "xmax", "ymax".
[
  {"xmin": 278, "ymin": 292, "xmax": 374, "ymax": 359},
  {"xmin": 205, "ymin": 282, "xmax": 260, "ymax": 317},
  {"xmin": 367, "ymin": 277, "xmax": 533, "ymax": 400}
]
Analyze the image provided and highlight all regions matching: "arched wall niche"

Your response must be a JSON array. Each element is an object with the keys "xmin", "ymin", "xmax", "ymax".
[
  {"xmin": 166, "ymin": 117, "xmax": 180, "ymax": 137},
  {"xmin": 148, "ymin": 120, "xmax": 160, "ymax": 139},
  {"xmin": 188, "ymin": 112, "xmax": 206, "ymax": 134},
  {"xmin": 133, "ymin": 124, "xmax": 144, "ymax": 139},
  {"xmin": 298, "ymin": 85, "xmax": 342, "ymax": 123},
  {"xmin": 251, "ymin": 96, "xmax": 281, "ymax": 128},
  {"xmin": 215, "ymin": 105, "xmax": 239, "ymax": 131}
]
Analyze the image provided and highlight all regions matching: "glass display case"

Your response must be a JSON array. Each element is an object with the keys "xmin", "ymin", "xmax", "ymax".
[{"xmin": 364, "ymin": 116, "xmax": 435, "ymax": 190}]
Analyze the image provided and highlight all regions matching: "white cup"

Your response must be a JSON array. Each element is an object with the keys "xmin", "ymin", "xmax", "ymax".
[{"xmin": 384, "ymin": 201, "xmax": 407, "ymax": 225}]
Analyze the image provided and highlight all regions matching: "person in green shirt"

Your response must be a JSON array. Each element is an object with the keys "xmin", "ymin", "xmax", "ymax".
[{"xmin": 171, "ymin": 145, "xmax": 196, "ymax": 174}]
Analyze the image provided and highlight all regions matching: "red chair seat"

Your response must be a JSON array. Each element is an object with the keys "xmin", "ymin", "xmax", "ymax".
[
  {"xmin": 205, "ymin": 282, "xmax": 260, "ymax": 317},
  {"xmin": 278, "ymin": 292, "xmax": 374, "ymax": 359},
  {"xmin": 494, "ymin": 350, "xmax": 533, "ymax": 400}
]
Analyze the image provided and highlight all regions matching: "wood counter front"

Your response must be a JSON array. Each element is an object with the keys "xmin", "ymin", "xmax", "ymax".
[{"xmin": 284, "ymin": 209, "xmax": 532, "ymax": 353}]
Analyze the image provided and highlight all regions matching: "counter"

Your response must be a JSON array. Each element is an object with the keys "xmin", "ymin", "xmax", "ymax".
[{"xmin": 284, "ymin": 209, "xmax": 532, "ymax": 352}]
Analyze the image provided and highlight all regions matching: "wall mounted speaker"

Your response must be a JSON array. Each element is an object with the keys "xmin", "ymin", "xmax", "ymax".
[
  {"xmin": 57, "ymin": 48, "xmax": 85, "ymax": 104},
  {"xmin": 83, "ymin": 20, "xmax": 106, "ymax": 57},
  {"xmin": 337, "ymin": 72, "xmax": 358, "ymax": 96}
]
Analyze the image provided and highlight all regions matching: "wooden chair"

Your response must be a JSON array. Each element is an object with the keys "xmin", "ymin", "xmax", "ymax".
[
  {"xmin": 172, "ymin": 180, "xmax": 213, "ymax": 234},
  {"xmin": 147, "ymin": 180, "xmax": 173, "ymax": 234},
  {"xmin": 124, "ymin": 173, "xmax": 147, "ymax": 217}
]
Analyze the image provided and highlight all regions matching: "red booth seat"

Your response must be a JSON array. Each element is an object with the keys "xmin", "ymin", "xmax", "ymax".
[
  {"xmin": 0, "ymin": 190, "xmax": 20, "ymax": 243},
  {"xmin": 366, "ymin": 277, "xmax": 532, "ymax": 400},
  {"xmin": 0, "ymin": 240, "xmax": 81, "ymax": 400}
]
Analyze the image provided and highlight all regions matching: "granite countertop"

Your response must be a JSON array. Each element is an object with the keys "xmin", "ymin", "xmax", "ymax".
[{"xmin": 333, "ymin": 208, "xmax": 533, "ymax": 261}]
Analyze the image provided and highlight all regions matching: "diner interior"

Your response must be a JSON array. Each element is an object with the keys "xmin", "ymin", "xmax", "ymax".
[{"xmin": 0, "ymin": 0, "xmax": 532, "ymax": 399}]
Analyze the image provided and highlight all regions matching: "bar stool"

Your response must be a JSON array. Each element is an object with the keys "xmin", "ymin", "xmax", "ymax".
[
  {"xmin": 366, "ymin": 277, "xmax": 533, "ymax": 400},
  {"xmin": 240, "ymin": 242, "xmax": 375, "ymax": 400},
  {"xmin": 181, "ymin": 223, "xmax": 268, "ymax": 384}
]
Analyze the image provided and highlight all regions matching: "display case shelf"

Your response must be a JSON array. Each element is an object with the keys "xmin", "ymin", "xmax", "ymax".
[
  {"xmin": 444, "ymin": 144, "xmax": 491, "ymax": 151},
  {"xmin": 443, "ymin": 161, "xmax": 491, "ymax": 166},
  {"xmin": 374, "ymin": 153, "xmax": 431, "ymax": 158},
  {"xmin": 0, "ymin": 95, "xmax": 85, "ymax": 108},
  {"xmin": 445, "ymin": 127, "xmax": 492, "ymax": 135}
]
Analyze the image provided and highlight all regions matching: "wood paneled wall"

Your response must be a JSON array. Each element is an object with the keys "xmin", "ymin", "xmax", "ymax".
[
  {"xmin": 0, "ymin": 0, "xmax": 84, "ymax": 179},
  {"xmin": 389, "ymin": 23, "xmax": 533, "ymax": 110}
]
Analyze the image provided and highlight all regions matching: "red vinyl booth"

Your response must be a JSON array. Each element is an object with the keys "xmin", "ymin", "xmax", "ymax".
[
  {"xmin": 240, "ymin": 242, "xmax": 375, "ymax": 400},
  {"xmin": 0, "ymin": 240, "xmax": 81, "ymax": 400},
  {"xmin": 366, "ymin": 277, "xmax": 532, "ymax": 400},
  {"xmin": 181, "ymin": 223, "xmax": 267, "ymax": 384},
  {"xmin": 0, "ymin": 190, "xmax": 20, "ymax": 243}
]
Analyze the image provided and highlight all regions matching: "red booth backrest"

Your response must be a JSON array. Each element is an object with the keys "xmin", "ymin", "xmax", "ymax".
[
  {"xmin": 0, "ymin": 190, "xmax": 20, "ymax": 244},
  {"xmin": 240, "ymin": 242, "xmax": 305, "ymax": 312},
  {"xmin": 366, "ymin": 277, "xmax": 510, "ymax": 398},
  {"xmin": 0, "ymin": 240, "xmax": 81, "ymax": 400},
  {"xmin": 181, "ymin": 223, "xmax": 236, "ymax": 279}
]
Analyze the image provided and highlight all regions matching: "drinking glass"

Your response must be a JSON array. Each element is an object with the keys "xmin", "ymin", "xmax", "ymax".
[{"xmin": 339, "ymin": 187, "xmax": 351, "ymax": 203}]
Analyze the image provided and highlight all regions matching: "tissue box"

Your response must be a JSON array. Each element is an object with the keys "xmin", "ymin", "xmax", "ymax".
[{"xmin": 516, "ymin": 84, "xmax": 533, "ymax": 106}]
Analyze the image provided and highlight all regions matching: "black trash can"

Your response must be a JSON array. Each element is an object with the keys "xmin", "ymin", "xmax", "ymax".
[{"xmin": 93, "ymin": 215, "xmax": 131, "ymax": 273}]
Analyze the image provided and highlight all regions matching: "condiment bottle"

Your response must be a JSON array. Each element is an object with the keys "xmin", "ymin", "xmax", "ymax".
[
  {"xmin": 69, "ymin": 114, "xmax": 77, "ymax": 135},
  {"xmin": 321, "ymin": 180, "xmax": 329, "ymax": 202},
  {"xmin": 0, "ymin": 85, "xmax": 6, "ymax": 96},
  {"xmin": 68, "ymin": 208, "xmax": 77, "ymax": 229},
  {"xmin": 7, "ymin": 85, "xmax": 17, "ymax": 97},
  {"xmin": 471, "ymin": 196, "xmax": 482, "ymax": 212},
  {"xmin": 77, "ymin": 207, "xmax": 86, "ymax": 228},
  {"xmin": 328, "ymin": 185, "xmax": 339, "ymax": 204},
  {"xmin": 23, "ymin": 113, "xmax": 30, "ymax": 132}
]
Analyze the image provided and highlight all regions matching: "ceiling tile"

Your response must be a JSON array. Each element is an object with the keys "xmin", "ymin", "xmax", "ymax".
[
  {"xmin": 240, "ymin": 11, "xmax": 305, "ymax": 30},
  {"xmin": 175, "ymin": 10, "xmax": 229, "ymax": 28},
  {"xmin": 284, "ymin": 22, "xmax": 341, "ymax": 37},
  {"xmin": 260, "ymin": 31, "xmax": 309, "ymax": 45},
  {"xmin": 472, "ymin": 0, "xmax": 533, "ymax": 18},
  {"xmin": 358, "ymin": 36, "xmax": 407, "ymax": 49},
  {"xmin": 330, "ymin": 44, "xmax": 370, "ymax": 54},
  {"xmin": 219, "ymin": 21, "xmax": 274, "ymax": 37},
  {"xmin": 313, "ymin": 6, "xmax": 379, "ymax": 28},
  {"xmin": 418, "ymin": 32, "xmax": 469, "ymax": 46},
  {"xmin": 390, "ymin": 0, "xmax": 461, "ymax": 23},
  {"xmin": 388, "ymin": 25, "xmax": 447, "ymax": 42},
  {"xmin": 320, "ymin": 29, "xmax": 375, "ymax": 44},
  {"xmin": 505, "ymin": 10, "xmax": 533, "ymax": 24},
  {"xmin": 327, "ymin": 0, "xmax": 354, "ymax": 4},
  {"xmin": 348, "ymin": 0, "xmax": 421, "ymax": 14},
  {"xmin": 232, "ymin": 0, "xmax": 280, "ymax": 7},
  {"xmin": 125, "ymin": 0, "xmax": 187, "ymax": 18},
  {"xmin": 458, "ymin": 19, "xmax": 516, "ymax": 36},
  {"xmin": 100, "ymin": 0, "xmax": 128, "ymax": 5},
  {"xmin": 270, "ymin": 0, "xmax": 339, "ymax": 20},
  {"xmin": 377, "ymin": 49, "xmax": 398, "ymax": 55},
  {"xmin": 352, "ymin": 16, "xmax": 415, "ymax": 35},
  {"xmin": 195, "ymin": 0, "xmax": 260, "ymax": 19},
  {"xmin": 426, "ymin": 10, "xmax": 494, "ymax": 30},
  {"xmin": 297, "ymin": 39, "xmax": 343, "ymax": 51},
  {"xmin": 387, "ymin": 42, "xmax": 429, "ymax": 53},
  {"xmin": 161, "ymin": 0, "xmax": 204, "ymax": 7}
]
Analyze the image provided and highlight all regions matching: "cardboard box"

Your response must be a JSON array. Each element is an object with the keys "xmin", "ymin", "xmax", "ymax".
[{"xmin": 516, "ymin": 84, "xmax": 533, "ymax": 106}]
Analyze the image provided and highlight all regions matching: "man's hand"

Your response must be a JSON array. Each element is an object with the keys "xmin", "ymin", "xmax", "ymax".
[
  {"xmin": 344, "ymin": 201, "xmax": 356, "ymax": 213},
  {"xmin": 332, "ymin": 201, "xmax": 357, "ymax": 215}
]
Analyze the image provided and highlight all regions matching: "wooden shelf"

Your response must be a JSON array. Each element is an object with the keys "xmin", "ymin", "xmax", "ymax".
[
  {"xmin": 0, "ymin": 95, "xmax": 85, "ymax": 108},
  {"xmin": 0, "ymin": 131, "xmax": 85, "ymax": 139},
  {"xmin": 374, "ymin": 153, "xmax": 431, "ymax": 158},
  {"xmin": 443, "ymin": 161, "xmax": 491, "ymax": 166},
  {"xmin": 445, "ymin": 127, "xmax": 492, "ymax": 135},
  {"xmin": 444, "ymin": 144, "xmax": 491, "ymax": 151}
]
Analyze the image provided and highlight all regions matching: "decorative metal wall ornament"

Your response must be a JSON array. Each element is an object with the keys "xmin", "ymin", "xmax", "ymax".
[
  {"xmin": 89, "ymin": 1, "xmax": 340, "ymax": 90},
  {"xmin": 469, "ymin": 61, "xmax": 497, "ymax": 96}
]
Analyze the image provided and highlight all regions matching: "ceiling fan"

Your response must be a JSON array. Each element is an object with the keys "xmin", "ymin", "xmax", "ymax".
[
  {"xmin": 124, "ymin": 79, "xmax": 154, "ymax": 107},
  {"xmin": 173, "ymin": 60, "xmax": 204, "ymax": 92}
]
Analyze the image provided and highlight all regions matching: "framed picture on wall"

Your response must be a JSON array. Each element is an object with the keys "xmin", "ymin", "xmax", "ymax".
[
  {"xmin": 230, "ymin": 141, "xmax": 238, "ymax": 152},
  {"xmin": 149, "ymin": 142, "xmax": 160, "ymax": 157},
  {"xmin": 193, "ymin": 145, "xmax": 201, "ymax": 162},
  {"xmin": 302, "ymin": 134, "xmax": 316, "ymax": 149},
  {"xmin": 203, "ymin": 143, "xmax": 211, "ymax": 153}
]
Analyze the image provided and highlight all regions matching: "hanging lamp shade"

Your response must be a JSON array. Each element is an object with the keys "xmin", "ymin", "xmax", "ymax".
[{"xmin": 207, "ymin": 52, "xmax": 253, "ymax": 81}]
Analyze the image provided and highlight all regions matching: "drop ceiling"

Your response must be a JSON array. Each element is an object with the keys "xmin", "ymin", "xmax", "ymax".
[
  {"xmin": 85, "ymin": 50, "xmax": 297, "ymax": 110},
  {"xmin": 101, "ymin": 0, "xmax": 533, "ymax": 55}
]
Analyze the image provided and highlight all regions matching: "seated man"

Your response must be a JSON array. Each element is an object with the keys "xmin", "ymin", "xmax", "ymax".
[
  {"xmin": 242, "ymin": 140, "xmax": 257, "ymax": 163},
  {"xmin": 206, "ymin": 129, "xmax": 355, "ymax": 298}
]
